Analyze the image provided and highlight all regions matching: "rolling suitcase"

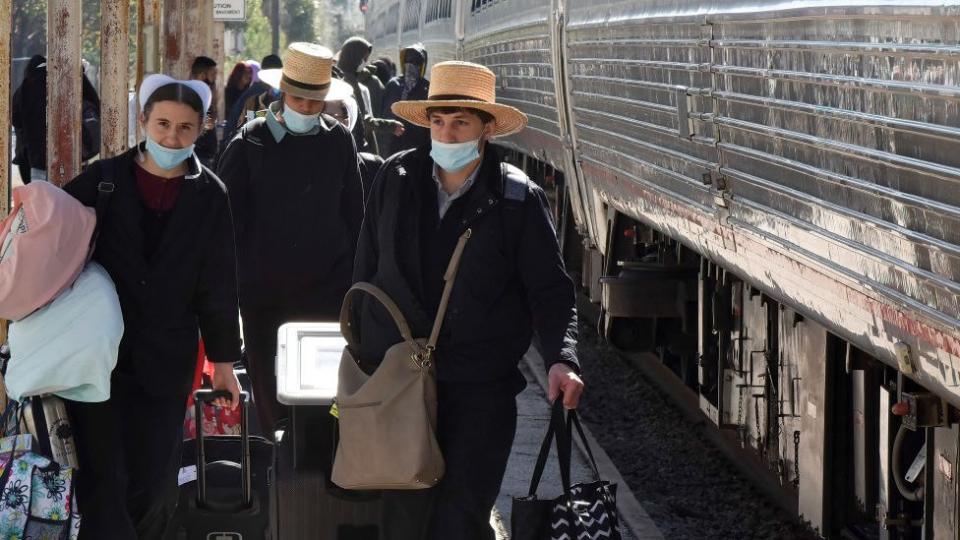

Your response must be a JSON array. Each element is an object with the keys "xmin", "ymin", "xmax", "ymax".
[{"xmin": 164, "ymin": 389, "xmax": 274, "ymax": 540}]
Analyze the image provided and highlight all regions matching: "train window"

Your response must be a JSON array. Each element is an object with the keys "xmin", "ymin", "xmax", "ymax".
[
  {"xmin": 426, "ymin": 0, "xmax": 452, "ymax": 22},
  {"xmin": 402, "ymin": 0, "xmax": 422, "ymax": 31},
  {"xmin": 470, "ymin": 0, "xmax": 498, "ymax": 14}
]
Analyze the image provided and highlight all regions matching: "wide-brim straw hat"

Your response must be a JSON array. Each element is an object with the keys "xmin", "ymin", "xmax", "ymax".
[
  {"xmin": 259, "ymin": 42, "xmax": 339, "ymax": 101},
  {"xmin": 391, "ymin": 61, "xmax": 527, "ymax": 138}
]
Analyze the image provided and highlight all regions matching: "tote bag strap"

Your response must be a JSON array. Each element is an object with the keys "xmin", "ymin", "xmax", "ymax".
[
  {"xmin": 426, "ymin": 228, "xmax": 472, "ymax": 354},
  {"xmin": 340, "ymin": 282, "xmax": 418, "ymax": 350},
  {"xmin": 526, "ymin": 396, "xmax": 573, "ymax": 497},
  {"xmin": 568, "ymin": 410, "xmax": 602, "ymax": 480}
]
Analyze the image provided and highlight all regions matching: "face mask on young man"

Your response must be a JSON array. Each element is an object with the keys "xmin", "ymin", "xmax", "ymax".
[
  {"xmin": 430, "ymin": 138, "xmax": 480, "ymax": 173},
  {"xmin": 283, "ymin": 106, "xmax": 320, "ymax": 133}
]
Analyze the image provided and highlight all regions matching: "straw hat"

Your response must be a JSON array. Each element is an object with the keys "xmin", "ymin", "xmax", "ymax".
[
  {"xmin": 391, "ymin": 61, "xmax": 527, "ymax": 137},
  {"xmin": 259, "ymin": 42, "xmax": 340, "ymax": 101}
]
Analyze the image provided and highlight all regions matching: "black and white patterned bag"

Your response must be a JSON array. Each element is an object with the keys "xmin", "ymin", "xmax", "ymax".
[{"xmin": 512, "ymin": 397, "xmax": 621, "ymax": 540}]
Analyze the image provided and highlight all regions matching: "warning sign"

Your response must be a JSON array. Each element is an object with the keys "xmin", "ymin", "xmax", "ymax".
[{"xmin": 213, "ymin": 0, "xmax": 246, "ymax": 21}]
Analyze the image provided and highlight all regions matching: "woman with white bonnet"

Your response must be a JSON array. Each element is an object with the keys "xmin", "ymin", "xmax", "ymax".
[{"xmin": 63, "ymin": 74, "xmax": 242, "ymax": 538}]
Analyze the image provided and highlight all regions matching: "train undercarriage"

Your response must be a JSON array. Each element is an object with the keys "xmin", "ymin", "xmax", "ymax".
[{"xmin": 513, "ymin": 151, "xmax": 960, "ymax": 540}]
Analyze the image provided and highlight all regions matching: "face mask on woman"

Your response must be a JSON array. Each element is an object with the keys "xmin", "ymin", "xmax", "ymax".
[
  {"xmin": 145, "ymin": 136, "xmax": 195, "ymax": 170},
  {"xmin": 430, "ymin": 138, "xmax": 480, "ymax": 172},
  {"xmin": 283, "ymin": 106, "xmax": 320, "ymax": 134}
]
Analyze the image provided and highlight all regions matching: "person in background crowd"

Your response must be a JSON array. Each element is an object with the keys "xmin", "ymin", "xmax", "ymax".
[
  {"xmin": 11, "ymin": 54, "xmax": 46, "ymax": 184},
  {"xmin": 224, "ymin": 54, "xmax": 283, "ymax": 142},
  {"xmin": 12, "ymin": 59, "xmax": 101, "ymax": 182},
  {"xmin": 353, "ymin": 60, "xmax": 584, "ymax": 540},
  {"xmin": 337, "ymin": 36, "xmax": 403, "ymax": 155},
  {"xmin": 63, "ymin": 74, "xmax": 242, "ymax": 539},
  {"xmin": 218, "ymin": 43, "xmax": 364, "ymax": 436},
  {"xmin": 224, "ymin": 60, "xmax": 254, "ymax": 114},
  {"xmin": 360, "ymin": 62, "xmax": 396, "ymax": 158},
  {"xmin": 372, "ymin": 56, "xmax": 396, "ymax": 88},
  {"xmin": 324, "ymin": 82, "xmax": 384, "ymax": 198},
  {"xmin": 382, "ymin": 43, "xmax": 430, "ymax": 155},
  {"xmin": 190, "ymin": 56, "xmax": 219, "ymax": 169}
]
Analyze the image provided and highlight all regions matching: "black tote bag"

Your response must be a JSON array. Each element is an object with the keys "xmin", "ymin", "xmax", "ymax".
[{"xmin": 511, "ymin": 397, "xmax": 621, "ymax": 540}]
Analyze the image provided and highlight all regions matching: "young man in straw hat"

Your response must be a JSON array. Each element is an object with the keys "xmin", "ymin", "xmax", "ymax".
[
  {"xmin": 218, "ymin": 42, "xmax": 364, "ymax": 436},
  {"xmin": 352, "ymin": 60, "xmax": 584, "ymax": 540}
]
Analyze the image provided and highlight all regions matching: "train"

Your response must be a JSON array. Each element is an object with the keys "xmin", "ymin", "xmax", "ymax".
[{"xmin": 367, "ymin": 1, "xmax": 960, "ymax": 538}]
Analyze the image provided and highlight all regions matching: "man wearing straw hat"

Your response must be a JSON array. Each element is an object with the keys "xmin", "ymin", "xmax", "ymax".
[
  {"xmin": 352, "ymin": 61, "xmax": 584, "ymax": 540},
  {"xmin": 218, "ymin": 43, "xmax": 364, "ymax": 435}
]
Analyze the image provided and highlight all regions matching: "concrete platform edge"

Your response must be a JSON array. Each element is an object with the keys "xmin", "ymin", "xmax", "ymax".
[{"xmin": 522, "ymin": 348, "xmax": 666, "ymax": 540}]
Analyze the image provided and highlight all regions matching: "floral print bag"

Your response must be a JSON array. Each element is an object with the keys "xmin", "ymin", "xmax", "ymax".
[{"xmin": 0, "ymin": 406, "xmax": 80, "ymax": 539}]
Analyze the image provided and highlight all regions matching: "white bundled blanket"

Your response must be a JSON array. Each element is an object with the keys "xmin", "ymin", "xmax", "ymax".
[{"xmin": 7, "ymin": 262, "xmax": 123, "ymax": 402}]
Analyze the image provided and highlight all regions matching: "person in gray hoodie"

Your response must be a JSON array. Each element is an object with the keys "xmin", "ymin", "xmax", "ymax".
[
  {"xmin": 381, "ymin": 43, "xmax": 431, "ymax": 155},
  {"xmin": 337, "ymin": 36, "xmax": 403, "ymax": 155}
]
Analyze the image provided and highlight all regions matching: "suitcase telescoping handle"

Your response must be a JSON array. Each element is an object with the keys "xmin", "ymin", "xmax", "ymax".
[{"xmin": 193, "ymin": 389, "xmax": 251, "ymax": 511}]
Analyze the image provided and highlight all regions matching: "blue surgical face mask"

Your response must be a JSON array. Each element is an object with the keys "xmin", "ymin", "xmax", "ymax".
[
  {"xmin": 430, "ymin": 139, "xmax": 481, "ymax": 172},
  {"xmin": 145, "ymin": 136, "xmax": 194, "ymax": 170},
  {"xmin": 283, "ymin": 106, "xmax": 320, "ymax": 134}
]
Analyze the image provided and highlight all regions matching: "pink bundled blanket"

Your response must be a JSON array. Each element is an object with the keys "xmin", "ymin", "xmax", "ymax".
[{"xmin": 0, "ymin": 181, "xmax": 96, "ymax": 321}]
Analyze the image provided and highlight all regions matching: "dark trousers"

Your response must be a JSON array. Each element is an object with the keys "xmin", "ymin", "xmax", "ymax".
[
  {"xmin": 241, "ymin": 307, "xmax": 292, "ymax": 437},
  {"xmin": 381, "ymin": 375, "xmax": 522, "ymax": 540},
  {"xmin": 65, "ymin": 376, "xmax": 189, "ymax": 540}
]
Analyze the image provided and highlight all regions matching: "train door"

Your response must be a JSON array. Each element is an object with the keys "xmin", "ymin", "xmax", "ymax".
[{"xmin": 548, "ymin": 0, "xmax": 593, "ymax": 248}]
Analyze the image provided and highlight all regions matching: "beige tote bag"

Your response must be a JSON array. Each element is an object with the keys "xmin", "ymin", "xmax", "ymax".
[{"xmin": 331, "ymin": 229, "xmax": 471, "ymax": 490}]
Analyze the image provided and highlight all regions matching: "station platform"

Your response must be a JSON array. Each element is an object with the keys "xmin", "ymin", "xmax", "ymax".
[{"xmin": 491, "ymin": 350, "xmax": 663, "ymax": 540}]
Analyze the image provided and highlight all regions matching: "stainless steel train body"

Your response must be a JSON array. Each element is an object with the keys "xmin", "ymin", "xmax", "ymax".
[{"xmin": 368, "ymin": 1, "xmax": 960, "ymax": 537}]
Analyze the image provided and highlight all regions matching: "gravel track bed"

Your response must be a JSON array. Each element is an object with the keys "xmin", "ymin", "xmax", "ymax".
[{"xmin": 575, "ymin": 323, "xmax": 819, "ymax": 540}]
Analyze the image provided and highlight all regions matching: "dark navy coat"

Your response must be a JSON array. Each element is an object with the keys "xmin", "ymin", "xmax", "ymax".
[{"xmin": 352, "ymin": 146, "xmax": 579, "ymax": 383}]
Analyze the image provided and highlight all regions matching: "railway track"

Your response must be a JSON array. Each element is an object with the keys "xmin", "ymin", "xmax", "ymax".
[{"xmin": 575, "ymin": 295, "xmax": 820, "ymax": 539}]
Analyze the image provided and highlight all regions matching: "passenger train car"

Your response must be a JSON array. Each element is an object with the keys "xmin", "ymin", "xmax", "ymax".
[{"xmin": 368, "ymin": 1, "xmax": 960, "ymax": 538}]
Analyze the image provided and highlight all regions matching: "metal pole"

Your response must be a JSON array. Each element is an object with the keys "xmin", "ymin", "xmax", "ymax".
[
  {"xmin": 164, "ymin": 0, "xmax": 187, "ymax": 78},
  {"xmin": 101, "ymin": 0, "xmax": 131, "ymax": 158},
  {"xmin": 183, "ymin": 0, "xmax": 201, "ymax": 74},
  {"xmin": 0, "ymin": 0, "xmax": 11, "ymax": 217},
  {"xmin": 137, "ymin": 0, "xmax": 162, "ymax": 142},
  {"xmin": 47, "ymin": 0, "xmax": 83, "ymax": 187},
  {"xmin": 271, "ymin": 0, "xmax": 280, "ymax": 54},
  {"xmin": 0, "ymin": 0, "xmax": 10, "ymax": 349},
  {"xmin": 212, "ymin": 20, "xmax": 226, "ymax": 122}
]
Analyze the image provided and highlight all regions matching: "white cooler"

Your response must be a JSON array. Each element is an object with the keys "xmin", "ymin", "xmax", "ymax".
[
  {"xmin": 272, "ymin": 323, "xmax": 380, "ymax": 537},
  {"xmin": 275, "ymin": 322, "xmax": 346, "ymax": 406}
]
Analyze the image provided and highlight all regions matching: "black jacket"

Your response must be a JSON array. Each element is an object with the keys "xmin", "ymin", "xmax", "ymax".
[
  {"xmin": 64, "ymin": 145, "xmax": 242, "ymax": 397},
  {"xmin": 217, "ymin": 114, "xmax": 365, "ymax": 316},
  {"xmin": 12, "ymin": 66, "xmax": 101, "ymax": 171},
  {"xmin": 353, "ymin": 147, "xmax": 579, "ymax": 383},
  {"xmin": 358, "ymin": 151, "xmax": 384, "ymax": 201}
]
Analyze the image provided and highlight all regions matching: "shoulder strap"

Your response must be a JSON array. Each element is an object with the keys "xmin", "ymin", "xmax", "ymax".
[
  {"xmin": 88, "ymin": 159, "xmax": 116, "ymax": 257},
  {"xmin": 340, "ymin": 282, "xmax": 418, "ymax": 350},
  {"xmin": 499, "ymin": 162, "xmax": 528, "ymax": 257},
  {"xmin": 501, "ymin": 162, "xmax": 529, "ymax": 203},
  {"xmin": 241, "ymin": 122, "xmax": 266, "ymax": 189},
  {"xmin": 425, "ymin": 228, "xmax": 472, "ymax": 355}
]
